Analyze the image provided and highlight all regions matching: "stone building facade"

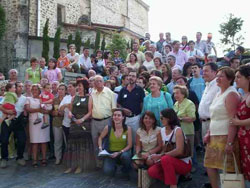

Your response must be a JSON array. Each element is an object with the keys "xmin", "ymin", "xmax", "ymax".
[{"xmin": 0, "ymin": 0, "xmax": 149, "ymax": 79}]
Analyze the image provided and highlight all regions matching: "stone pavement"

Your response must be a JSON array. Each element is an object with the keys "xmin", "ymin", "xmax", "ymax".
[{"xmin": 0, "ymin": 151, "xmax": 208, "ymax": 188}]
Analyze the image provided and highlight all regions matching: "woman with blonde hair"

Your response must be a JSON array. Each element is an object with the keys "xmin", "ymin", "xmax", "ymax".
[{"xmin": 142, "ymin": 76, "xmax": 173, "ymax": 126}]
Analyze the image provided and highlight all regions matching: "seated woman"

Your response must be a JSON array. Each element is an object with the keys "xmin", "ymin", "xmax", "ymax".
[
  {"xmin": 98, "ymin": 108, "xmax": 132, "ymax": 178},
  {"xmin": 133, "ymin": 111, "xmax": 162, "ymax": 169},
  {"xmin": 148, "ymin": 108, "xmax": 192, "ymax": 188}
]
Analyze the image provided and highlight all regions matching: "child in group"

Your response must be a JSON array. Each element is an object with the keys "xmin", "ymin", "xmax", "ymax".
[
  {"xmin": 57, "ymin": 48, "xmax": 70, "ymax": 75},
  {"xmin": 0, "ymin": 83, "xmax": 18, "ymax": 126},
  {"xmin": 34, "ymin": 83, "xmax": 54, "ymax": 129}
]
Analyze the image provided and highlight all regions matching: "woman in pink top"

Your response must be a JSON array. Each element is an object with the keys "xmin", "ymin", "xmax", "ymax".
[{"xmin": 44, "ymin": 58, "xmax": 62, "ymax": 84}]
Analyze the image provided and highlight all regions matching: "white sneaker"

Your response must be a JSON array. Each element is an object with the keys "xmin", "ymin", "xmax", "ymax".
[
  {"xmin": 17, "ymin": 159, "xmax": 26, "ymax": 166},
  {"xmin": 55, "ymin": 159, "xmax": 61, "ymax": 165},
  {"xmin": 1, "ymin": 160, "xmax": 7, "ymax": 168}
]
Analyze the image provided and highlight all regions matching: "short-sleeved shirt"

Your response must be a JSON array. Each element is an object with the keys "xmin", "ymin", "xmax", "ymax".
[
  {"xmin": 137, "ymin": 127, "xmax": 161, "ymax": 152},
  {"xmin": 206, "ymin": 41, "xmax": 215, "ymax": 55},
  {"xmin": 188, "ymin": 77, "xmax": 206, "ymax": 102},
  {"xmin": 67, "ymin": 53, "xmax": 79, "ymax": 63},
  {"xmin": 143, "ymin": 60, "xmax": 155, "ymax": 72},
  {"xmin": 40, "ymin": 91, "xmax": 54, "ymax": 103},
  {"xmin": 112, "ymin": 57, "xmax": 124, "ymax": 65},
  {"xmin": 59, "ymin": 95, "xmax": 73, "ymax": 127},
  {"xmin": 44, "ymin": 68, "xmax": 61, "ymax": 84},
  {"xmin": 126, "ymin": 51, "xmax": 145, "ymax": 65},
  {"xmin": 91, "ymin": 87, "xmax": 116, "ymax": 119},
  {"xmin": 57, "ymin": 56, "xmax": 70, "ymax": 68},
  {"xmin": 26, "ymin": 67, "xmax": 42, "ymax": 84},
  {"xmin": 117, "ymin": 85, "xmax": 145, "ymax": 115},
  {"xmin": 174, "ymin": 98, "xmax": 196, "ymax": 135},
  {"xmin": 78, "ymin": 55, "xmax": 93, "ymax": 69},
  {"xmin": 195, "ymin": 40, "xmax": 209, "ymax": 55},
  {"xmin": 168, "ymin": 50, "xmax": 188, "ymax": 69},
  {"xmin": 4, "ymin": 92, "xmax": 18, "ymax": 105}
]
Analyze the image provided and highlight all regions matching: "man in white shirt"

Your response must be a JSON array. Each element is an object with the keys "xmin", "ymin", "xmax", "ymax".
[
  {"xmin": 168, "ymin": 41, "xmax": 188, "ymax": 69},
  {"xmin": 0, "ymin": 81, "xmax": 27, "ymax": 168},
  {"xmin": 59, "ymin": 81, "xmax": 76, "ymax": 141},
  {"xmin": 198, "ymin": 63, "xmax": 220, "ymax": 139},
  {"xmin": 149, "ymin": 44, "xmax": 163, "ymax": 61},
  {"xmin": 78, "ymin": 48, "xmax": 93, "ymax": 74},
  {"xmin": 186, "ymin": 40, "xmax": 204, "ymax": 62},
  {"xmin": 66, "ymin": 44, "xmax": 80, "ymax": 73}
]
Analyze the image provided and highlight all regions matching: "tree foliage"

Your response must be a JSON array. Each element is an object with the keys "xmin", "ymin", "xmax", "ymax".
[
  {"xmin": 106, "ymin": 33, "xmax": 128, "ymax": 60},
  {"xmin": 74, "ymin": 30, "xmax": 82, "ymax": 53},
  {"xmin": 219, "ymin": 13, "xmax": 244, "ymax": 51},
  {"xmin": 42, "ymin": 19, "xmax": 50, "ymax": 63},
  {"xmin": 53, "ymin": 27, "xmax": 61, "ymax": 59},
  {"xmin": 0, "ymin": 5, "xmax": 6, "ymax": 40},
  {"xmin": 67, "ymin": 34, "xmax": 73, "ymax": 51},
  {"xmin": 101, "ymin": 35, "xmax": 106, "ymax": 51},
  {"xmin": 84, "ymin": 38, "xmax": 91, "ymax": 48},
  {"xmin": 94, "ymin": 29, "xmax": 101, "ymax": 52}
]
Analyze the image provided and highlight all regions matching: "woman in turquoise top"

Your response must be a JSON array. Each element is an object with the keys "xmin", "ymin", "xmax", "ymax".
[
  {"xmin": 142, "ymin": 76, "xmax": 173, "ymax": 126},
  {"xmin": 98, "ymin": 108, "xmax": 132, "ymax": 178}
]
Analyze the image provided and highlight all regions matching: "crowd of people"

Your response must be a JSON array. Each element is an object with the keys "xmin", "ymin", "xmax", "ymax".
[{"xmin": 0, "ymin": 31, "xmax": 249, "ymax": 188}]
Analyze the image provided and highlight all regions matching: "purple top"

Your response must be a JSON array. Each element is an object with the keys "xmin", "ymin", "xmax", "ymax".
[{"xmin": 44, "ymin": 68, "xmax": 61, "ymax": 84}]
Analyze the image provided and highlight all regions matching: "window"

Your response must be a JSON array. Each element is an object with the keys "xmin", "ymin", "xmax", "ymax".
[{"xmin": 57, "ymin": 4, "xmax": 65, "ymax": 25}]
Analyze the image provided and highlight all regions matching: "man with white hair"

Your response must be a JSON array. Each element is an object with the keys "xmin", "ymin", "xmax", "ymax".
[
  {"xmin": 8, "ymin": 69, "xmax": 18, "ymax": 84},
  {"xmin": 149, "ymin": 44, "xmax": 163, "ymax": 61},
  {"xmin": 167, "ymin": 68, "xmax": 182, "ymax": 94},
  {"xmin": 88, "ymin": 69, "xmax": 96, "ymax": 78},
  {"xmin": 89, "ymin": 75, "xmax": 116, "ymax": 167}
]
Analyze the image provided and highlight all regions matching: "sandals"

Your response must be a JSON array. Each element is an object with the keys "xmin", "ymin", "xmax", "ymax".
[
  {"xmin": 41, "ymin": 159, "xmax": 48, "ymax": 167},
  {"xmin": 32, "ymin": 160, "xmax": 38, "ymax": 168}
]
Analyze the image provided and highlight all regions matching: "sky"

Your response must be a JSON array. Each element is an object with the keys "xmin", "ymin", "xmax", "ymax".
[{"xmin": 143, "ymin": 0, "xmax": 249, "ymax": 56}]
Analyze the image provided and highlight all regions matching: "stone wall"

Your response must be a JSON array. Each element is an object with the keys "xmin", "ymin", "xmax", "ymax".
[
  {"xmin": 0, "ymin": 0, "xmax": 29, "ymax": 59},
  {"xmin": 29, "ymin": 0, "xmax": 90, "ymax": 38},
  {"xmin": 28, "ymin": 0, "xmax": 148, "ymax": 39}
]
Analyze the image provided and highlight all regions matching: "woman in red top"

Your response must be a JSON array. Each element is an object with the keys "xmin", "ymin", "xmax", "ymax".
[{"xmin": 231, "ymin": 64, "xmax": 250, "ymax": 187}]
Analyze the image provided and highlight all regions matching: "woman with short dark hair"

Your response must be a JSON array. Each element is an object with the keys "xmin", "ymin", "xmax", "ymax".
[
  {"xmin": 148, "ymin": 108, "xmax": 192, "ymax": 188},
  {"xmin": 133, "ymin": 111, "xmax": 162, "ymax": 168},
  {"xmin": 64, "ymin": 79, "xmax": 95, "ymax": 174}
]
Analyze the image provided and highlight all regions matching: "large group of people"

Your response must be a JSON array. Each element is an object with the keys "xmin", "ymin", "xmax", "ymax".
[{"xmin": 0, "ymin": 31, "xmax": 249, "ymax": 188}]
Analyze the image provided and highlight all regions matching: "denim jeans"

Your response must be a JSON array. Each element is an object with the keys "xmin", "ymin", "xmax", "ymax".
[
  {"xmin": 103, "ymin": 150, "xmax": 132, "ymax": 176},
  {"xmin": 1, "ymin": 119, "xmax": 26, "ymax": 160}
]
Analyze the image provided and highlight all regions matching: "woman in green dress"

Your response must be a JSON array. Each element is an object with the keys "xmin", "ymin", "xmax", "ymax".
[{"xmin": 63, "ymin": 78, "xmax": 95, "ymax": 174}]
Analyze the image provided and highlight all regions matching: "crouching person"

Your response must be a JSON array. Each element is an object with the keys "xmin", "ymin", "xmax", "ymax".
[
  {"xmin": 133, "ymin": 111, "xmax": 162, "ymax": 169},
  {"xmin": 98, "ymin": 108, "xmax": 132, "ymax": 178},
  {"xmin": 148, "ymin": 109, "xmax": 192, "ymax": 188}
]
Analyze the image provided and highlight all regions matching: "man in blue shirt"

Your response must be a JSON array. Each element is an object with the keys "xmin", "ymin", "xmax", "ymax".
[
  {"xmin": 218, "ymin": 46, "xmax": 245, "ymax": 67},
  {"xmin": 117, "ymin": 70, "xmax": 145, "ymax": 143},
  {"xmin": 188, "ymin": 63, "xmax": 206, "ymax": 102}
]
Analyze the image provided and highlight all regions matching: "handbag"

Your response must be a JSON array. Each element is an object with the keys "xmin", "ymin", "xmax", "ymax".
[
  {"xmin": 138, "ymin": 168, "xmax": 152, "ymax": 188},
  {"xmin": 161, "ymin": 127, "xmax": 191, "ymax": 159},
  {"xmin": 220, "ymin": 152, "xmax": 245, "ymax": 188}
]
